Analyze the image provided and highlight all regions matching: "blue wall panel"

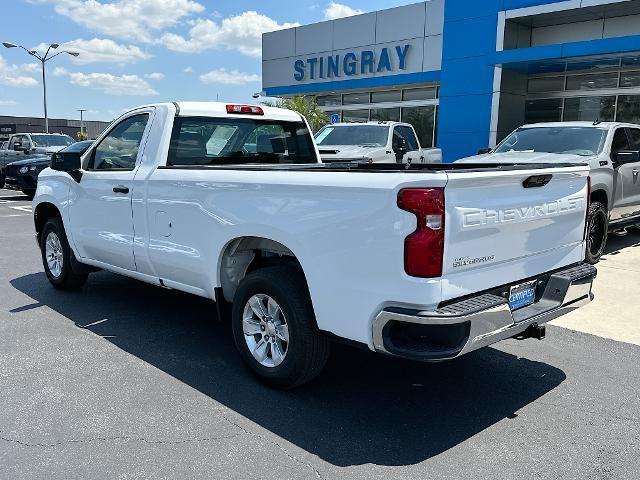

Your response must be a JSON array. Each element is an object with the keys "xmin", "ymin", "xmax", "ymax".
[{"xmin": 438, "ymin": 0, "xmax": 500, "ymax": 162}]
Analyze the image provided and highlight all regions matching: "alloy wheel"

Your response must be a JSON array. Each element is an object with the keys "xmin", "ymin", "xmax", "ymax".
[
  {"xmin": 242, "ymin": 294, "xmax": 290, "ymax": 368},
  {"xmin": 45, "ymin": 231, "xmax": 64, "ymax": 278}
]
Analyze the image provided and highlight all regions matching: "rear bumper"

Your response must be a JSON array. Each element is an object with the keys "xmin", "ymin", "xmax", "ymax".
[{"xmin": 372, "ymin": 263, "xmax": 596, "ymax": 361}]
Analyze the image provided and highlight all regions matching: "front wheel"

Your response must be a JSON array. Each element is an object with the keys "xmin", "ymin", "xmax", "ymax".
[
  {"xmin": 231, "ymin": 266, "xmax": 330, "ymax": 389},
  {"xmin": 41, "ymin": 217, "xmax": 88, "ymax": 290},
  {"xmin": 585, "ymin": 201, "xmax": 608, "ymax": 264}
]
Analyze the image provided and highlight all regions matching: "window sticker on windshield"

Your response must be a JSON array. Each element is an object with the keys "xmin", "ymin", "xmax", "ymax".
[
  {"xmin": 315, "ymin": 128, "xmax": 333, "ymax": 144},
  {"xmin": 206, "ymin": 126, "xmax": 237, "ymax": 155}
]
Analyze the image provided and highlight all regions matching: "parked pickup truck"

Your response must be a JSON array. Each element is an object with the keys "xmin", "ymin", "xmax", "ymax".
[
  {"xmin": 315, "ymin": 121, "xmax": 442, "ymax": 164},
  {"xmin": 33, "ymin": 102, "xmax": 596, "ymax": 388},
  {"xmin": 458, "ymin": 122, "xmax": 640, "ymax": 263}
]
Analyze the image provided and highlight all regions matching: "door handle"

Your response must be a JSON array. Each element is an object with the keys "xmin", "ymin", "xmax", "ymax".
[{"xmin": 112, "ymin": 185, "xmax": 129, "ymax": 194}]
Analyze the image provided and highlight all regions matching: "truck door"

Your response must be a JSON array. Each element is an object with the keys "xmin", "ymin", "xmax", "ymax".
[
  {"xmin": 68, "ymin": 112, "xmax": 152, "ymax": 270},
  {"xmin": 622, "ymin": 128, "xmax": 640, "ymax": 219},
  {"xmin": 6, "ymin": 135, "xmax": 27, "ymax": 161},
  {"xmin": 610, "ymin": 127, "xmax": 640, "ymax": 221},
  {"xmin": 392, "ymin": 126, "xmax": 420, "ymax": 164}
]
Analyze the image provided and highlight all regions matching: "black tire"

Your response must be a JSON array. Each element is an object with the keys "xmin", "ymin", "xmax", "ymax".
[
  {"xmin": 0, "ymin": 175, "xmax": 5, "ymax": 189},
  {"xmin": 22, "ymin": 190, "xmax": 35, "ymax": 200},
  {"xmin": 40, "ymin": 217, "xmax": 88, "ymax": 290},
  {"xmin": 231, "ymin": 266, "xmax": 330, "ymax": 389},
  {"xmin": 585, "ymin": 201, "xmax": 608, "ymax": 264}
]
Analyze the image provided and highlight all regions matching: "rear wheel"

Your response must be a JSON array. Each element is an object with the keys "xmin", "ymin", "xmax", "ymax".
[
  {"xmin": 0, "ymin": 174, "xmax": 5, "ymax": 189},
  {"xmin": 231, "ymin": 266, "xmax": 330, "ymax": 389},
  {"xmin": 585, "ymin": 201, "xmax": 608, "ymax": 264},
  {"xmin": 41, "ymin": 217, "xmax": 88, "ymax": 290}
]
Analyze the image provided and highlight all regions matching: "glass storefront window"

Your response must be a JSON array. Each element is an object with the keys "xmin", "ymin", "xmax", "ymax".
[
  {"xmin": 620, "ymin": 71, "xmax": 640, "ymax": 88},
  {"xmin": 401, "ymin": 106, "xmax": 435, "ymax": 147},
  {"xmin": 566, "ymin": 73, "xmax": 618, "ymax": 91},
  {"xmin": 371, "ymin": 90, "xmax": 401, "ymax": 103},
  {"xmin": 616, "ymin": 95, "xmax": 640, "ymax": 124},
  {"xmin": 316, "ymin": 95, "xmax": 341, "ymax": 106},
  {"xmin": 527, "ymin": 77, "xmax": 565, "ymax": 93},
  {"xmin": 402, "ymin": 87, "xmax": 437, "ymax": 101},
  {"xmin": 563, "ymin": 96, "xmax": 615, "ymax": 121},
  {"xmin": 524, "ymin": 99, "xmax": 563, "ymax": 123},
  {"xmin": 342, "ymin": 109, "xmax": 369, "ymax": 123},
  {"xmin": 370, "ymin": 107, "xmax": 400, "ymax": 122},
  {"xmin": 343, "ymin": 93, "xmax": 370, "ymax": 105}
]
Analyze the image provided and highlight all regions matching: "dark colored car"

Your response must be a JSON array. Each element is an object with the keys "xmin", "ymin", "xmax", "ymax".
[{"xmin": 5, "ymin": 140, "xmax": 93, "ymax": 199}]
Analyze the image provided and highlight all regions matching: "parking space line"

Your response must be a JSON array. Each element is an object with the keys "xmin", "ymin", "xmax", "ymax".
[{"xmin": 10, "ymin": 206, "xmax": 32, "ymax": 213}]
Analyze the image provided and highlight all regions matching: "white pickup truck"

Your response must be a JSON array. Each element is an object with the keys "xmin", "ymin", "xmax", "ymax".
[
  {"xmin": 33, "ymin": 102, "xmax": 596, "ymax": 388},
  {"xmin": 315, "ymin": 121, "xmax": 442, "ymax": 164}
]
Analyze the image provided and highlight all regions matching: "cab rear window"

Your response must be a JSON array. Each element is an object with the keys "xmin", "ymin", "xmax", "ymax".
[{"xmin": 167, "ymin": 117, "xmax": 317, "ymax": 166}]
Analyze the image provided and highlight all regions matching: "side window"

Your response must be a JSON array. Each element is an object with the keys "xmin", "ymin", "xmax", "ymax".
[
  {"xmin": 8, "ymin": 137, "xmax": 17, "ymax": 149},
  {"xmin": 89, "ymin": 114, "xmax": 149, "ymax": 170},
  {"xmin": 399, "ymin": 126, "xmax": 419, "ymax": 151},
  {"xmin": 20, "ymin": 136, "xmax": 31, "ymax": 149},
  {"xmin": 393, "ymin": 126, "xmax": 418, "ymax": 151},
  {"xmin": 392, "ymin": 129, "xmax": 404, "ymax": 150},
  {"xmin": 611, "ymin": 128, "xmax": 630, "ymax": 154},
  {"xmin": 628, "ymin": 128, "xmax": 640, "ymax": 151}
]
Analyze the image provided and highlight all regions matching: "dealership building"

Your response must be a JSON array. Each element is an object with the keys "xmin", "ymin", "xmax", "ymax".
[{"xmin": 262, "ymin": 0, "xmax": 640, "ymax": 161}]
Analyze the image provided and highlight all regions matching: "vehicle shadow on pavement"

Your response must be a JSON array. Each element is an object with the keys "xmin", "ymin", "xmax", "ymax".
[
  {"xmin": 603, "ymin": 230, "xmax": 640, "ymax": 256},
  {"xmin": 11, "ymin": 272, "xmax": 566, "ymax": 467}
]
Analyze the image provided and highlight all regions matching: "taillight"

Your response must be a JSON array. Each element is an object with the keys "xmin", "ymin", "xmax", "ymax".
[
  {"xmin": 226, "ymin": 104, "xmax": 264, "ymax": 115},
  {"xmin": 584, "ymin": 175, "xmax": 591, "ymax": 241},
  {"xmin": 397, "ymin": 188, "xmax": 445, "ymax": 278}
]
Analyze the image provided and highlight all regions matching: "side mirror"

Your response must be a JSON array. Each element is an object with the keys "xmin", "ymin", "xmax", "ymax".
[
  {"xmin": 612, "ymin": 150, "xmax": 640, "ymax": 166},
  {"xmin": 13, "ymin": 142, "xmax": 24, "ymax": 152},
  {"xmin": 393, "ymin": 138, "xmax": 408, "ymax": 156},
  {"xmin": 477, "ymin": 147, "xmax": 492, "ymax": 155},
  {"xmin": 50, "ymin": 150, "xmax": 82, "ymax": 180}
]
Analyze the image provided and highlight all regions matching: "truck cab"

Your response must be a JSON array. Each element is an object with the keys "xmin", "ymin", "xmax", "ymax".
[{"xmin": 315, "ymin": 121, "xmax": 441, "ymax": 164}]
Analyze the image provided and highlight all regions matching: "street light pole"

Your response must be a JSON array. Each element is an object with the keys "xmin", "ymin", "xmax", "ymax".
[
  {"xmin": 41, "ymin": 57, "xmax": 48, "ymax": 133},
  {"xmin": 2, "ymin": 41, "xmax": 79, "ymax": 134},
  {"xmin": 77, "ymin": 109, "xmax": 87, "ymax": 137}
]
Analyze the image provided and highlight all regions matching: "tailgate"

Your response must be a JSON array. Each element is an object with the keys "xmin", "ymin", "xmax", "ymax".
[{"xmin": 441, "ymin": 166, "xmax": 589, "ymax": 301}]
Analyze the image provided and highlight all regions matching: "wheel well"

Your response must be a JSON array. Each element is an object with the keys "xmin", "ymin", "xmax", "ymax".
[
  {"xmin": 34, "ymin": 202, "xmax": 61, "ymax": 243},
  {"xmin": 219, "ymin": 236, "xmax": 304, "ymax": 303},
  {"xmin": 591, "ymin": 189, "xmax": 608, "ymax": 210}
]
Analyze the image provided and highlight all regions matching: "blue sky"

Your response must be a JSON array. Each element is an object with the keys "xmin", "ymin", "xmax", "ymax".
[{"xmin": 1, "ymin": 0, "xmax": 413, "ymax": 123}]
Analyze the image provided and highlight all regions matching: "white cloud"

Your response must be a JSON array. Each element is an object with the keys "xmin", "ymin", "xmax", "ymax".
[
  {"xmin": 183, "ymin": 67, "xmax": 194, "ymax": 73},
  {"xmin": 199, "ymin": 68, "xmax": 260, "ymax": 85},
  {"xmin": 324, "ymin": 2, "xmax": 363, "ymax": 20},
  {"xmin": 52, "ymin": 66, "xmax": 68, "ymax": 76},
  {"xmin": 162, "ymin": 11, "xmax": 298, "ymax": 57},
  {"xmin": 0, "ymin": 56, "xmax": 39, "ymax": 87},
  {"xmin": 34, "ymin": 38, "xmax": 151, "ymax": 65},
  {"xmin": 69, "ymin": 72, "xmax": 158, "ymax": 96},
  {"xmin": 0, "ymin": 100, "xmax": 17, "ymax": 106},
  {"xmin": 144, "ymin": 72, "xmax": 164, "ymax": 80},
  {"xmin": 43, "ymin": 0, "xmax": 205, "ymax": 43}
]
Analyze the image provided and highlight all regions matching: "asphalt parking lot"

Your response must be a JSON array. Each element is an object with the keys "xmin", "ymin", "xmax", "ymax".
[{"xmin": 1, "ymin": 187, "xmax": 639, "ymax": 480}]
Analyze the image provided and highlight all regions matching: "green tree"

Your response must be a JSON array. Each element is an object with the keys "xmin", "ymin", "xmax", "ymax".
[{"xmin": 262, "ymin": 95, "xmax": 329, "ymax": 132}]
